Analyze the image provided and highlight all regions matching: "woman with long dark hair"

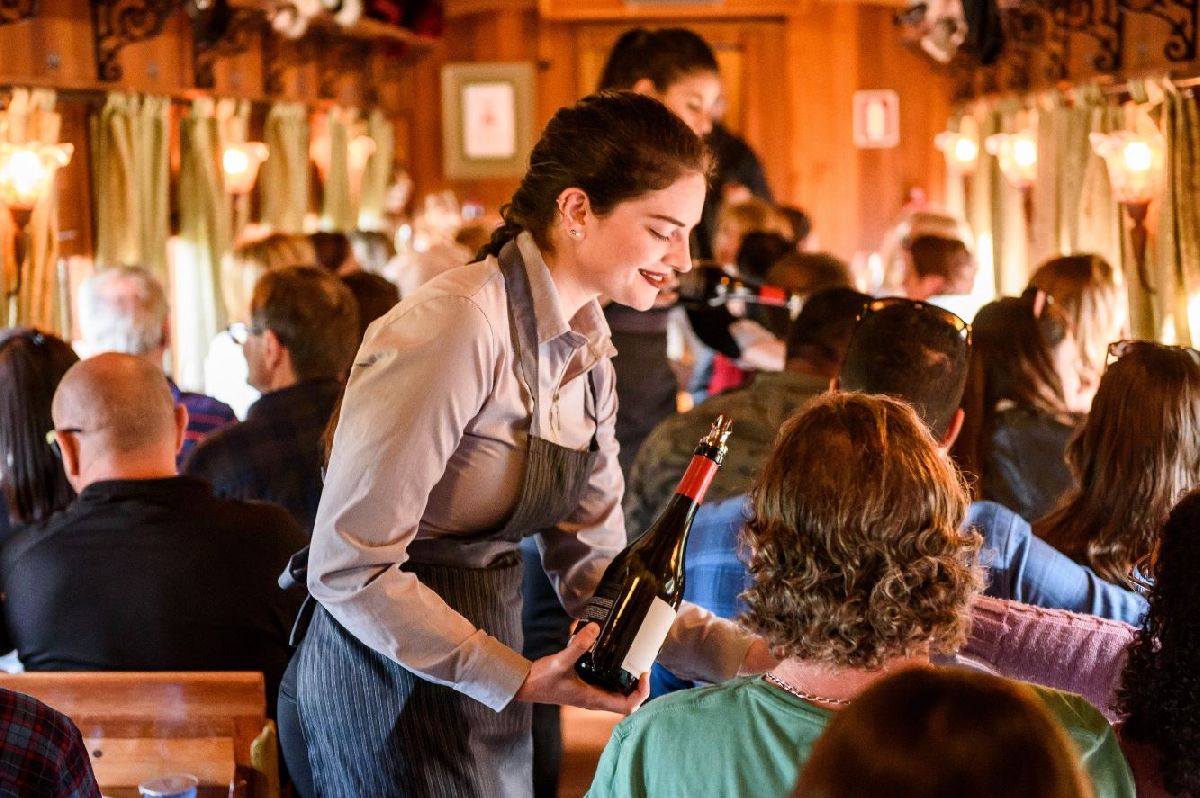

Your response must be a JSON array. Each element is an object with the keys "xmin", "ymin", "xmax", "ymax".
[
  {"xmin": 0, "ymin": 328, "xmax": 78, "ymax": 542},
  {"xmin": 1038, "ymin": 341, "xmax": 1200, "ymax": 589},
  {"xmin": 952, "ymin": 289, "xmax": 1086, "ymax": 521},
  {"xmin": 1118, "ymin": 489, "xmax": 1200, "ymax": 796}
]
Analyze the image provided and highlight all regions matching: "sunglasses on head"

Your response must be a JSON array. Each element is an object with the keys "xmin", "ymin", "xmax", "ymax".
[
  {"xmin": 856, "ymin": 296, "xmax": 972, "ymax": 344},
  {"xmin": 1105, "ymin": 339, "xmax": 1200, "ymax": 369}
]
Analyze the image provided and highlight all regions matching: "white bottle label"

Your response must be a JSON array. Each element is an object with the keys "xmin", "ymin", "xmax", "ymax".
[{"xmin": 620, "ymin": 598, "xmax": 677, "ymax": 677}]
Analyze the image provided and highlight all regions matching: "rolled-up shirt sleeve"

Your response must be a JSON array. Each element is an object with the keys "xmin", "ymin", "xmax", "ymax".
[
  {"xmin": 536, "ymin": 360, "xmax": 757, "ymax": 686},
  {"xmin": 307, "ymin": 293, "xmax": 532, "ymax": 712}
]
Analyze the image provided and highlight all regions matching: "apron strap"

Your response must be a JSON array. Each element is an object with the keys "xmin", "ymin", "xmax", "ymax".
[{"xmin": 497, "ymin": 239, "xmax": 544, "ymax": 438}]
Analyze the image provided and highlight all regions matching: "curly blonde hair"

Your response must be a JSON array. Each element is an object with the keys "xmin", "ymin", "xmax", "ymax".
[{"xmin": 741, "ymin": 392, "xmax": 983, "ymax": 669}]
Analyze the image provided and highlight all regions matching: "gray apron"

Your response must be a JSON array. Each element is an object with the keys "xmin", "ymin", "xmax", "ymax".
[{"xmin": 295, "ymin": 240, "xmax": 602, "ymax": 798}]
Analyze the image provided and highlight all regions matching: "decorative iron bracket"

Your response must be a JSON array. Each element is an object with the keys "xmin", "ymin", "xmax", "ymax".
[
  {"xmin": 91, "ymin": 0, "xmax": 183, "ymax": 82},
  {"xmin": 1053, "ymin": 0, "xmax": 1124, "ymax": 71},
  {"xmin": 1117, "ymin": 0, "xmax": 1198, "ymax": 61},
  {"xmin": 1003, "ymin": 2, "xmax": 1058, "ymax": 88},
  {"xmin": 262, "ymin": 31, "xmax": 314, "ymax": 95},
  {"xmin": 318, "ymin": 36, "xmax": 371, "ymax": 99},
  {"xmin": 0, "ymin": 0, "xmax": 38, "ymax": 26},
  {"xmin": 192, "ymin": 7, "xmax": 261, "ymax": 89}
]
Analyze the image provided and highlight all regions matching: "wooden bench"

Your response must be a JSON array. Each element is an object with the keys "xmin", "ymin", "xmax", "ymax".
[{"xmin": 0, "ymin": 672, "xmax": 278, "ymax": 798}]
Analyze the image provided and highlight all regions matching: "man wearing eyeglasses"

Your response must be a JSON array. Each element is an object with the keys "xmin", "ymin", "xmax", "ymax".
[
  {"xmin": 184, "ymin": 266, "xmax": 359, "ymax": 536},
  {"xmin": 0, "ymin": 353, "xmax": 305, "ymax": 717}
]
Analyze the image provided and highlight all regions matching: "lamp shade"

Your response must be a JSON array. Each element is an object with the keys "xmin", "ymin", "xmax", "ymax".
[
  {"xmin": 222, "ymin": 142, "xmax": 269, "ymax": 196},
  {"xmin": 935, "ymin": 131, "xmax": 979, "ymax": 175},
  {"xmin": 1089, "ymin": 131, "xmax": 1164, "ymax": 206},
  {"xmin": 0, "ymin": 142, "xmax": 74, "ymax": 211},
  {"xmin": 984, "ymin": 130, "xmax": 1038, "ymax": 190}
]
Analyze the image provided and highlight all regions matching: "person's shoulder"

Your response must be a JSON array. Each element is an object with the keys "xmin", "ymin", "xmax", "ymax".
[
  {"xmin": 1028, "ymin": 683, "xmax": 1116, "ymax": 739},
  {"xmin": 201, "ymin": 492, "xmax": 305, "ymax": 544},
  {"xmin": 966, "ymin": 500, "xmax": 1027, "ymax": 542},
  {"xmin": 183, "ymin": 420, "xmax": 253, "ymax": 472},
  {"xmin": 618, "ymin": 676, "xmax": 763, "ymax": 733},
  {"xmin": 177, "ymin": 391, "xmax": 237, "ymax": 423},
  {"xmin": 0, "ymin": 510, "xmax": 78, "ymax": 571},
  {"xmin": 692, "ymin": 495, "xmax": 751, "ymax": 537},
  {"xmin": 396, "ymin": 258, "xmax": 502, "ymax": 319},
  {"xmin": 364, "ymin": 264, "xmax": 501, "ymax": 356}
]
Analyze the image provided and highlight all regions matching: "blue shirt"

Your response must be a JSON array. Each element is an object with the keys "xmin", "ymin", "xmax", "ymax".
[{"xmin": 652, "ymin": 496, "xmax": 1148, "ymax": 697}]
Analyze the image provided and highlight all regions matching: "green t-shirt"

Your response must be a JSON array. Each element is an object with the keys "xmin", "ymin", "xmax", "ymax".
[{"xmin": 586, "ymin": 674, "xmax": 1135, "ymax": 798}]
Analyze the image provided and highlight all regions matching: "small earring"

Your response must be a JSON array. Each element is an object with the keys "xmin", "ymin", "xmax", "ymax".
[{"xmin": 569, "ymin": 229, "xmax": 583, "ymax": 239}]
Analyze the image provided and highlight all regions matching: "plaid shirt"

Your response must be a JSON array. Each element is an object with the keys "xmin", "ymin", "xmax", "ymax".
[
  {"xmin": 184, "ymin": 379, "xmax": 341, "ymax": 536},
  {"xmin": 624, "ymin": 371, "xmax": 830, "ymax": 536},
  {"xmin": 0, "ymin": 687, "xmax": 100, "ymax": 798},
  {"xmin": 650, "ymin": 495, "xmax": 752, "ymax": 696},
  {"xmin": 167, "ymin": 380, "xmax": 237, "ymax": 468}
]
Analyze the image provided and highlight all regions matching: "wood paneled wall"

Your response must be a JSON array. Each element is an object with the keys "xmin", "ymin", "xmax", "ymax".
[
  {"xmin": 1, "ymin": 0, "xmax": 955, "ymax": 262},
  {"xmin": 421, "ymin": 0, "xmax": 955, "ymax": 260}
]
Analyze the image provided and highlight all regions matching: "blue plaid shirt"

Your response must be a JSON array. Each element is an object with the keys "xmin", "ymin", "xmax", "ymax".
[
  {"xmin": 0, "ymin": 687, "xmax": 100, "ymax": 797},
  {"xmin": 652, "ymin": 497, "xmax": 1148, "ymax": 697}
]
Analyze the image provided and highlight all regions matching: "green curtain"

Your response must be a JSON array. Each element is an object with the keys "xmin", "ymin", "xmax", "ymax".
[
  {"xmin": 1152, "ymin": 81, "xmax": 1200, "ymax": 345},
  {"xmin": 0, "ymin": 89, "xmax": 67, "ymax": 333},
  {"xmin": 261, "ymin": 102, "xmax": 310, "ymax": 234},
  {"xmin": 982, "ymin": 99, "xmax": 1032, "ymax": 296},
  {"xmin": 359, "ymin": 108, "xmax": 394, "ymax": 232},
  {"xmin": 956, "ymin": 88, "xmax": 1130, "ymax": 303},
  {"xmin": 1075, "ymin": 97, "xmax": 1124, "ymax": 279},
  {"xmin": 320, "ymin": 107, "xmax": 354, "ymax": 232},
  {"xmin": 90, "ymin": 93, "xmax": 170, "ymax": 278},
  {"xmin": 175, "ymin": 98, "xmax": 232, "ymax": 391}
]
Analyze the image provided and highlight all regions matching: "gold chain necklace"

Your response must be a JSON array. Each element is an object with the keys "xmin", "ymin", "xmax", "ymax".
[{"xmin": 763, "ymin": 671, "xmax": 853, "ymax": 706}]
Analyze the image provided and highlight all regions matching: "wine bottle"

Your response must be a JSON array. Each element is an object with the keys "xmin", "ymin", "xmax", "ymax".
[
  {"xmin": 575, "ymin": 416, "xmax": 733, "ymax": 695},
  {"xmin": 677, "ymin": 263, "xmax": 803, "ymax": 321}
]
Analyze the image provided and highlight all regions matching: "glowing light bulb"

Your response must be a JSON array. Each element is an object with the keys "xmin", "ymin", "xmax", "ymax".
[
  {"xmin": 0, "ymin": 143, "xmax": 73, "ymax": 210},
  {"xmin": 1124, "ymin": 141, "xmax": 1153, "ymax": 172},
  {"xmin": 222, "ymin": 142, "xmax": 268, "ymax": 196},
  {"xmin": 1014, "ymin": 138, "xmax": 1037, "ymax": 168}
]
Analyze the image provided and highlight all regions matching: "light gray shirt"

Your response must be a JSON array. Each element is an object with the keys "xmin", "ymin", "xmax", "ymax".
[{"xmin": 309, "ymin": 233, "xmax": 756, "ymax": 711}]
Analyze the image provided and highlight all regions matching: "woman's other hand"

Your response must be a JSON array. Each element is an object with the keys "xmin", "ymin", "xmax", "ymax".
[{"xmin": 516, "ymin": 623, "xmax": 649, "ymax": 715}]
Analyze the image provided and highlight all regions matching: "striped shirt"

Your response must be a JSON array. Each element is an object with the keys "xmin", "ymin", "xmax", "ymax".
[{"xmin": 167, "ymin": 379, "xmax": 237, "ymax": 468}]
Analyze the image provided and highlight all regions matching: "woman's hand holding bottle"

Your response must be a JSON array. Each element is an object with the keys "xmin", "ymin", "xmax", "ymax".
[{"xmin": 516, "ymin": 623, "xmax": 649, "ymax": 714}]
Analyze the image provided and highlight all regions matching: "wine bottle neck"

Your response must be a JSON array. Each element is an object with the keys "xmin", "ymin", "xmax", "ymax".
[{"xmin": 675, "ymin": 453, "xmax": 720, "ymax": 504}]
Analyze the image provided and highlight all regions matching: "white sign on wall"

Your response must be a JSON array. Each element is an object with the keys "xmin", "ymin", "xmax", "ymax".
[{"xmin": 853, "ymin": 90, "xmax": 900, "ymax": 149}]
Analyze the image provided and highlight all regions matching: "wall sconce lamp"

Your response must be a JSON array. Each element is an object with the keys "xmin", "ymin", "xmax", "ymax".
[
  {"xmin": 0, "ymin": 142, "xmax": 73, "ymax": 314},
  {"xmin": 985, "ymin": 130, "xmax": 1037, "ymax": 230},
  {"xmin": 935, "ymin": 131, "xmax": 979, "ymax": 175},
  {"xmin": 985, "ymin": 130, "xmax": 1038, "ymax": 189},
  {"xmin": 222, "ymin": 142, "xmax": 269, "ymax": 196},
  {"xmin": 1089, "ymin": 131, "xmax": 1163, "ymax": 294}
]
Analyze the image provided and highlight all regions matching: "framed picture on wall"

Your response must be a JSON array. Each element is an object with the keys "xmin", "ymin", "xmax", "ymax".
[{"xmin": 441, "ymin": 62, "xmax": 536, "ymax": 180}]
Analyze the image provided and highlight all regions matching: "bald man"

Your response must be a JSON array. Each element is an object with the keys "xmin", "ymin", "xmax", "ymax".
[{"xmin": 0, "ymin": 354, "xmax": 305, "ymax": 715}]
